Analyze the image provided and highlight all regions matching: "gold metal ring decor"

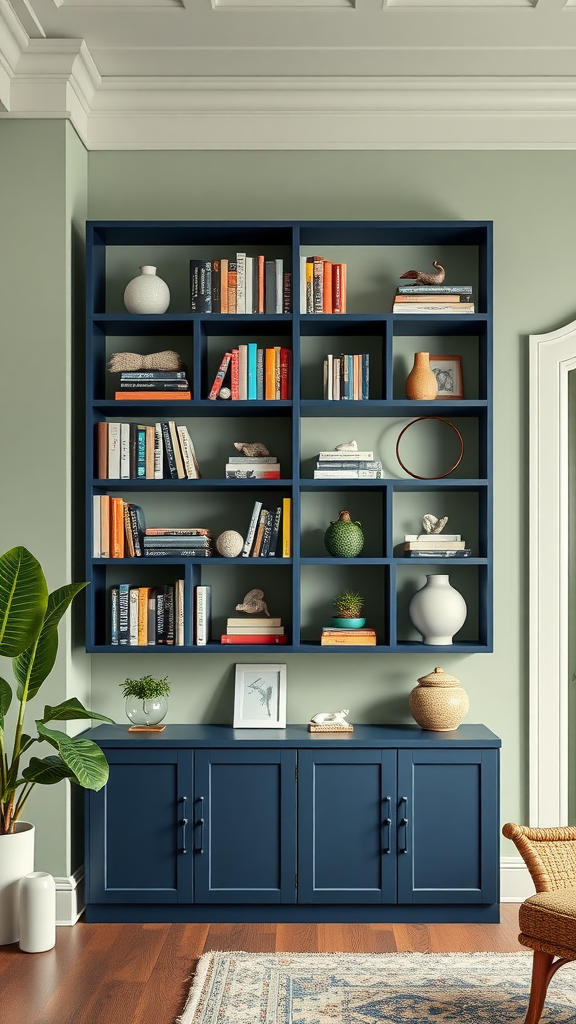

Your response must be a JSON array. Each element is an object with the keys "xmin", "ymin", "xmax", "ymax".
[{"xmin": 395, "ymin": 416, "xmax": 464, "ymax": 480}]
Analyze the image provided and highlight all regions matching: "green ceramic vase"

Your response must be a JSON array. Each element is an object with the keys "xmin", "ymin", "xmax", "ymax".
[{"xmin": 324, "ymin": 510, "xmax": 364, "ymax": 558}]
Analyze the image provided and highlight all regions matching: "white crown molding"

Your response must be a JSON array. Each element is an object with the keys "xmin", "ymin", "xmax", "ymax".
[{"xmin": 0, "ymin": 0, "xmax": 29, "ymax": 109}]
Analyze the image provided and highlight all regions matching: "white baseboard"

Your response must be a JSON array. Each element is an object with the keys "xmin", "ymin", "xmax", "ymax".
[
  {"xmin": 54, "ymin": 867, "xmax": 85, "ymax": 926},
  {"xmin": 500, "ymin": 857, "xmax": 533, "ymax": 903}
]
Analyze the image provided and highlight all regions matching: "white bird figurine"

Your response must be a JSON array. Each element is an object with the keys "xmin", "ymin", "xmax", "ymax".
[
  {"xmin": 400, "ymin": 261, "xmax": 445, "ymax": 286},
  {"xmin": 235, "ymin": 588, "xmax": 270, "ymax": 616}
]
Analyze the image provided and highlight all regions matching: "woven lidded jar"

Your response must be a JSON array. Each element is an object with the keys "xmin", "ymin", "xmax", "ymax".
[{"xmin": 408, "ymin": 665, "xmax": 469, "ymax": 732}]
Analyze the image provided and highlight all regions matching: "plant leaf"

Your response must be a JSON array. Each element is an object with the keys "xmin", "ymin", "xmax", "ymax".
[
  {"xmin": 22, "ymin": 755, "xmax": 76, "ymax": 786},
  {"xmin": 13, "ymin": 583, "xmax": 88, "ymax": 701},
  {"xmin": 37, "ymin": 723, "xmax": 108, "ymax": 791},
  {"xmin": 0, "ymin": 547, "xmax": 47, "ymax": 658},
  {"xmin": 0, "ymin": 677, "xmax": 12, "ymax": 729},
  {"xmin": 41, "ymin": 698, "xmax": 113, "ymax": 725}
]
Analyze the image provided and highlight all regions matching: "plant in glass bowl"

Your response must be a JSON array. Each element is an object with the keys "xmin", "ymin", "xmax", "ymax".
[
  {"xmin": 121, "ymin": 675, "xmax": 171, "ymax": 727},
  {"xmin": 332, "ymin": 590, "xmax": 366, "ymax": 629}
]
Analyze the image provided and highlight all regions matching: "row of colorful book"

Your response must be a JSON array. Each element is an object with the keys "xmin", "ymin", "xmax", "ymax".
[
  {"xmin": 323, "ymin": 353, "xmax": 369, "ymax": 401},
  {"xmin": 242, "ymin": 498, "xmax": 291, "ymax": 558},
  {"xmin": 109, "ymin": 582, "xmax": 211, "ymax": 646},
  {"xmin": 95, "ymin": 420, "xmax": 201, "ymax": 480},
  {"xmin": 208, "ymin": 346, "xmax": 292, "ymax": 401},
  {"xmin": 392, "ymin": 283, "xmax": 475, "ymax": 314},
  {"xmin": 300, "ymin": 256, "xmax": 347, "ymax": 314},
  {"xmin": 190, "ymin": 256, "xmax": 291, "ymax": 314},
  {"xmin": 403, "ymin": 532, "xmax": 471, "ymax": 558},
  {"xmin": 313, "ymin": 449, "xmax": 382, "ymax": 480},
  {"xmin": 113, "ymin": 369, "xmax": 191, "ymax": 400},
  {"xmin": 93, "ymin": 497, "xmax": 213, "ymax": 559}
]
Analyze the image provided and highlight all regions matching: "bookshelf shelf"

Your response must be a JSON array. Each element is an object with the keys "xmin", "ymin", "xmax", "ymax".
[{"xmin": 85, "ymin": 219, "xmax": 493, "ymax": 653}]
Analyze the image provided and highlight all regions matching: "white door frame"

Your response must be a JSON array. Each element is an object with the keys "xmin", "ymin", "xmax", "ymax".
[{"xmin": 529, "ymin": 319, "xmax": 576, "ymax": 826}]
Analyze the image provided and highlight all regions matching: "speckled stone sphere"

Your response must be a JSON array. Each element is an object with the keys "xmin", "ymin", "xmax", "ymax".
[{"xmin": 216, "ymin": 530, "xmax": 244, "ymax": 558}]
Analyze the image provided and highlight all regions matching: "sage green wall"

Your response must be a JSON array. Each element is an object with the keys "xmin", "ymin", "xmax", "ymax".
[
  {"xmin": 88, "ymin": 150, "xmax": 576, "ymax": 846},
  {"xmin": 0, "ymin": 120, "xmax": 89, "ymax": 877},
  {"xmin": 570, "ymin": 373, "xmax": 576, "ymax": 826}
]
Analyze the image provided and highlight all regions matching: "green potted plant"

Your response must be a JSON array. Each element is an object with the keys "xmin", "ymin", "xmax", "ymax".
[
  {"xmin": 332, "ymin": 590, "xmax": 366, "ymax": 629},
  {"xmin": 121, "ymin": 675, "xmax": 170, "ymax": 727},
  {"xmin": 0, "ymin": 545, "xmax": 113, "ymax": 945}
]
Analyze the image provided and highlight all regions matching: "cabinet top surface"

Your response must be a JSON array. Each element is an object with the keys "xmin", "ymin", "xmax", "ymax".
[{"xmin": 83, "ymin": 723, "xmax": 500, "ymax": 748}]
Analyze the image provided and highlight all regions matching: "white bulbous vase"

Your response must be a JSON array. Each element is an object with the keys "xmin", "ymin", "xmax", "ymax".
[
  {"xmin": 408, "ymin": 573, "xmax": 467, "ymax": 645},
  {"xmin": 123, "ymin": 266, "xmax": 170, "ymax": 314}
]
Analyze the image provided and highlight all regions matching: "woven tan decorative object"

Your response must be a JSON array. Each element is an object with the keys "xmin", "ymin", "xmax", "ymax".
[
  {"xmin": 108, "ymin": 350, "xmax": 184, "ymax": 373},
  {"xmin": 308, "ymin": 722, "xmax": 354, "ymax": 733},
  {"xmin": 408, "ymin": 665, "xmax": 469, "ymax": 731}
]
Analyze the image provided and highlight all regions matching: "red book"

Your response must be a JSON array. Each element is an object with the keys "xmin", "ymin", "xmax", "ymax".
[
  {"xmin": 230, "ymin": 349, "xmax": 239, "ymax": 400},
  {"xmin": 220, "ymin": 634, "xmax": 287, "ymax": 645},
  {"xmin": 257, "ymin": 255, "xmax": 265, "ymax": 314},
  {"xmin": 332, "ymin": 264, "xmax": 344, "ymax": 314},
  {"xmin": 208, "ymin": 351, "xmax": 232, "ymax": 400},
  {"xmin": 110, "ymin": 497, "xmax": 125, "ymax": 559}
]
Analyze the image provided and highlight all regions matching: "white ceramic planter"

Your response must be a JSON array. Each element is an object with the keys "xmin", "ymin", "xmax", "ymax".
[
  {"xmin": 0, "ymin": 821, "xmax": 35, "ymax": 945},
  {"xmin": 19, "ymin": 872, "xmax": 56, "ymax": 952},
  {"xmin": 123, "ymin": 265, "xmax": 170, "ymax": 314},
  {"xmin": 408, "ymin": 573, "xmax": 467, "ymax": 645}
]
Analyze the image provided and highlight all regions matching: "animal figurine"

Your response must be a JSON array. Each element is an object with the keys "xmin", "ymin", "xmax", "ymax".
[
  {"xmin": 335, "ymin": 441, "xmax": 358, "ymax": 452},
  {"xmin": 235, "ymin": 588, "xmax": 270, "ymax": 616},
  {"xmin": 399, "ymin": 261, "xmax": 445, "ymax": 286},
  {"xmin": 310, "ymin": 710, "xmax": 350, "ymax": 725},
  {"xmin": 422, "ymin": 514, "xmax": 448, "ymax": 535},
  {"xmin": 234, "ymin": 442, "xmax": 270, "ymax": 457}
]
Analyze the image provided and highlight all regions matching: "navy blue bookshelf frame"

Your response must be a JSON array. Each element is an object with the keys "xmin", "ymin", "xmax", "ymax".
[{"xmin": 85, "ymin": 220, "xmax": 493, "ymax": 653}]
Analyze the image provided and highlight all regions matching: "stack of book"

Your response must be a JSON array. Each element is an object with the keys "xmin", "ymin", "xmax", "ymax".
[
  {"xmin": 221, "ymin": 616, "xmax": 287, "ymax": 645},
  {"xmin": 144, "ymin": 528, "xmax": 214, "ymax": 558},
  {"xmin": 241, "ymin": 498, "xmax": 291, "ymax": 557},
  {"xmin": 110, "ymin": 580, "xmax": 185, "ymax": 646},
  {"xmin": 320, "ymin": 627, "xmax": 377, "ymax": 646},
  {"xmin": 314, "ymin": 450, "xmax": 382, "ymax": 480},
  {"xmin": 403, "ymin": 533, "xmax": 471, "ymax": 558},
  {"xmin": 226, "ymin": 453, "xmax": 281, "ymax": 480},
  {"xmin": 323, "ymin": 353, "xmax": 369, "ymax": 401},
  {"xmin": 190, "ymin": 255, "xmax": 290, "ymax": 314},
  {"xmin": 96, "ymin": 421, "xmax": 201, "ymax": 480},
  {"xmin": 392, "ymin": 284, "xmax": 474, "ymax": 314},
  {"xmin": 300, "ymin": 256, "xmax": 347, "ymax": 314},
  {"xmin": 114, "ymin": 370, "xmax": 191, "ymax": 400},
  {"xmin": 208, "ymin": 345, "xmax": 291, "ymax": 401}
]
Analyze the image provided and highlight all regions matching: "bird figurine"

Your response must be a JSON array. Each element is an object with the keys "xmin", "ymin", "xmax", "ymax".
[
  {"xmin": 234, "ymin": 442, "xmax": 270, "ymax": 457},
  {"xmin": 235, "ymin": 588, "xmax": 270, "ymax": 616},
  {"xmin": 422, "ymin": 514, "xmax": 448, "ymax": 535},
  {"xmin": 400, "ymin": 261, "xmax": 445, "ymax": 286}
]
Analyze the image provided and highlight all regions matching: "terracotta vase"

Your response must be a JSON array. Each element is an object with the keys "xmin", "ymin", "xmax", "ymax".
[
  {"xmin": 405, "ymin": 352, "xmax": 438, "ymax": 400},
  {"xmin": 409, "ymin": 665, "xmax": 469, "ymax": 731}
]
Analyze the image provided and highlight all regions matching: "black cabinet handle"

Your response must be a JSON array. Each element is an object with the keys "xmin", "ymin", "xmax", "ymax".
[
  {"xmin": 196, "ymin": 796, "xmax": 205, "ymax": 854},
  {"xmin": 382, "ymin": 796, "xmax": 392, "ymax": 853},
  {"xmin": 179, "ymin": 796, "xmax": 188, "ymax": 854},
  {"xmin": 399, "ymin": 796, "xmax": 409, "ymax": 854}
]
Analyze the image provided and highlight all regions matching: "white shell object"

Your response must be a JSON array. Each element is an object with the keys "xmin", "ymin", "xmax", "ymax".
[
  {"xmin": 124, "ymin": 266, "xmax": 170, "ymax": 314},
  {"xmin": 335, "ymin": 440, "xmax": 358, "ymax": 451},
  {"xmin": 216, "ymin": 530, "xmax": 244, "ymax": 558},
  {"xmin": 408, "ymin": 574, "xmax": 467, "ymax": 645},
  {"xmin": 219, "ymin": 387, "xmax": 231, "ymax": 400},
  {"xmin": 310, "ymin": 710, "xmax": 350, "ymax": 724},
  {"xmin": 422, "ymin": 514, "xmax": 448, "ymax": 535}
]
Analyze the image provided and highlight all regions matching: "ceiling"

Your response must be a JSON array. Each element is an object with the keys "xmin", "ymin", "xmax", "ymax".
[{"xmin": 0, "ymin": 0, "xmax": 574, "ymax": 148}]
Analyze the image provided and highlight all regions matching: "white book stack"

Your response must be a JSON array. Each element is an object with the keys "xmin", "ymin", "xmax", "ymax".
[{"xmin": 314, "ymin": 450, "xmax": 382, "ymax": 480}]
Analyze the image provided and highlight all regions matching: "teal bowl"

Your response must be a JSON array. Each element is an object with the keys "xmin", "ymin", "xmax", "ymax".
[{"xmin": 332, "ymin": 617, "xmax": 366, "ymax": 629}]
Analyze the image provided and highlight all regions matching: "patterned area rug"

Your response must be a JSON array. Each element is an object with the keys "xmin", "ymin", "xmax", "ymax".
[{"xmin": 177, "ymin": 950, "xmax": 576, "ymax": 1024}]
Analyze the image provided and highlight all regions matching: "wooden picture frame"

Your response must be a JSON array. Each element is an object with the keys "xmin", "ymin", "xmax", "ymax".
[
  {"xmin": 233, "ymin": 664, "xmax": 287, "ymax": 728},
  {"xmin": 429, "ymin": 355, "xmax": 464, "ymax": 400}
]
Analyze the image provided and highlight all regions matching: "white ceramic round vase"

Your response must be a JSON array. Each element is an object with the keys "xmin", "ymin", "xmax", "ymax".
[
  {"xmin": 123, "ymin": 266, "xmax": 170, "ymax": 314},
  {"xmin": 19, "ymin": 872, "xmax": 56, "ymax": 953},
  {"xmin": 408, "ymin": 573, "xmax": 467, "ymax": 645},
  {"xmin": 0, "ymin": 821, "xmax": 35, "ymax": 945}
]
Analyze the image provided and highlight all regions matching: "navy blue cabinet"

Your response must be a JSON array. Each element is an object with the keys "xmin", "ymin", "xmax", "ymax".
[{"xmin": 84, "ymin": 724, "xmax": 500, "ymax": 923}]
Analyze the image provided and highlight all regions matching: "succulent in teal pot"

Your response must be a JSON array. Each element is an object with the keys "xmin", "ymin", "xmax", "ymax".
[
  {"xmin": 332, "ymin": 590, "xmax": 366, "ymax": 629},
  {"xmin": 324, "ymin": 510, "xmax": 364, "ymax": 558}
]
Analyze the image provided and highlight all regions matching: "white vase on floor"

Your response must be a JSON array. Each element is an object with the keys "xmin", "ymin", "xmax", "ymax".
[
  {"xmin": 408, "ymin": 573, "xmax": 467, "ymax": 645},
  {"xmin": 123, "ymin": 265, "xmax": 170, "ymax": 314},
  {"xmin": 19, "ymin": 872, "xmax": 56, "ymax": 952},
  {"xmin": 0, "ymin": 821, "xmax": 35, "ymax": 945}
]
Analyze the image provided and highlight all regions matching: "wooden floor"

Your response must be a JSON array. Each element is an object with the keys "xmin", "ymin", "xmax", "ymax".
[{"xmin": 0, "ymin": 905, "xmax": 523, "ymax": 1024}]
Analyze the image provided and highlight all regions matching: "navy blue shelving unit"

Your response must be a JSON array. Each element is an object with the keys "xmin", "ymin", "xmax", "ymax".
[{"xmin": 85, "ymin": 220, "xmax": 493, "ymax": 653}]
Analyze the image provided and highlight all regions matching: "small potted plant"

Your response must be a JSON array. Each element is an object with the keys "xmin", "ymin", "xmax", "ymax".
[
  {"xmin": 332, "ymin": 590, "xmax": 366, "ymax": 629},
  {"xmin": 121, "ymin": 675, "xmax": 171, "ymax": 728}
]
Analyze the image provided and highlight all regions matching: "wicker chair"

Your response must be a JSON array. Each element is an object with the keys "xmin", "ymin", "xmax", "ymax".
[{"xmin": 502, "ymin": 822, "xmax": 576, "ymax": 1024}]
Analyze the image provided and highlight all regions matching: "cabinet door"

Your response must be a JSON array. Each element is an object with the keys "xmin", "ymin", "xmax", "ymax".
[
  {"xmin": 297, "ymin": 749, "xmax": 397, "ymax": 904},
  {"xmin": 396, "ymin": 748, "xmax": 499, "ymax": 905},
  {"xmin": 85, "ymin": 749, "xmax": 193, "ymax": 904},
  {"xmin": 194, "ymin": 749, "xmax": 297, "ymax": 904}
]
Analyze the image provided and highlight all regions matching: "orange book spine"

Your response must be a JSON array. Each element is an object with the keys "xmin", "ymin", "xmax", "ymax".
[
  {"xmin": 110, "ymin": 498, "xmax": 125, "ymax": 558},
  {"xmin": 322, "ymin": 261, "xmax": 333, "ymax": 314},
  {"xmin": 282, "ymin": 497, "xmax": 291, "ymax": 557},
  {"xmin": 353, "ymin": 353, "xmax": 361, "ymax": 400},
  {"xmin": 114, "ymin": 391, "xmax": 191, "ymax": 400},
  {"xmin": 220, "ymin": 258, "xmax": 229, "ymax": 314},
  {"xmin": 257, "ymin": 255, "xmax": 265, "ymax": 314},
  {"xmin": 96, "ymin": 421, "xmax": 108, "ymax": 479},
  {"xmin": 265, "ymin": 348, "xmax": 276, "ymax": 401},
  {"xmin": 145, "ymin": 425, "xmax": 155, "ymax": 478},
  {"xmin": 227, "ymin": 264, "xmax": 237, "ymax": 314}
]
